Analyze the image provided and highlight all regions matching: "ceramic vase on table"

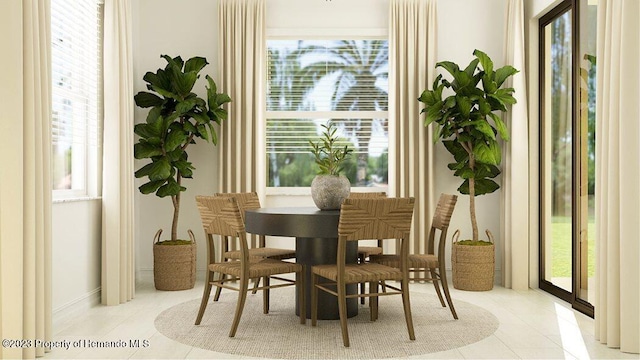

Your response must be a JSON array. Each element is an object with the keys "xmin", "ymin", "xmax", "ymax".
[{"xmin": 310, "ymin": 175, "xmax": 350, "ymax": 210}]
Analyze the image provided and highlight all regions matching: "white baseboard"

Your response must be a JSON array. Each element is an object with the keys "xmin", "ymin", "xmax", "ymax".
[{"xmin": 53, "ymin": 287, "xmax": 101, "ymax": 329}]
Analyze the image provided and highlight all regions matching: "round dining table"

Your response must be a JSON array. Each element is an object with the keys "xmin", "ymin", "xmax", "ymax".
[{"xmin": 244, "ymin": 207, "xmax": 358, "ymax": 320}]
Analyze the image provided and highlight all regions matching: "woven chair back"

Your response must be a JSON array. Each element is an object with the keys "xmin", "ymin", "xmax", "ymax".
[
  {"xmin": 196, "ymin": 196, "xmax": 246, "ymax": 240},
  {"xmin": 214, "ymin": 192, "xmax": 261, "ymax": 220},
  {"xmin": 431, "ymin": 194, "xmax": 457, "ymax": 230},
  {"xmin": 348, "ymin": 191, "xmax": 387, "ymax": 199},
  {"xmin": 425, "ymin": 193, "xmax": 458, "ymax": 256},
  {"xmin": 339, "ymin": 197, "xmax": 415, "ymax": 241}
]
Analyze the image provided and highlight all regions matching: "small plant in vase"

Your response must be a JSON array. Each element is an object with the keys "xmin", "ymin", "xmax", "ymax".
[
  {"xmin": 309, "ymin": 122, "xmax": 353, "ymax": 210},
  {"xmin": 418, "ymin": 49, "xmax": 518, "ymax": 290}
]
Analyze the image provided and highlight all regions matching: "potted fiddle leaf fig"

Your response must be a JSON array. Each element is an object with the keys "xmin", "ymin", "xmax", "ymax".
[
  {"xmin": 309, "ymin": 122, "xmax": 353, "ymax": 210},
  {"xmin": 418, "ymin": 49, "xmax": 518, "ymax": 290},
  {"xmin": 134, "ymin": 55, "xmax": 231, "ymax": 290}
]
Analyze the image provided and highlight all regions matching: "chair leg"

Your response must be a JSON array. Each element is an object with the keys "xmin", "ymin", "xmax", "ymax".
[
  {"xmin": 195, "ymin": 270, "xmax": 215, "ymax": 325},
  {"xmin": 228, "ymin": 276, "xmax": 250, "ymax": 337},
  {"xmin": 369, "ymin": 281, "xmax": 378, "ymax": 321},
  {"xmin": 359, "ymin": 254, "xmax": 366, "ymax": 305},
  {"xmin": 401, "ymin": 277, "xmax": 416, "ymax": 341},
  {"xmin": 337, "ymin": 281, "xmax": 350, "ymax": 347},
  {"xmin": 430, "ymin": 268, "xmax": 446, "ymax": 307},
  {"xmin": 213, "ymin": 273, "xmax": 226, "ymax": 301},
  {"xmin": 298, "ymin": 271, "xmax": 306, "ymax": 325},
  {"xmin": 251, "ymin": 277, "xmax": 261, "ymax": 295},
  {"xmin": 311, "ymin": 273, "xmax": 318, "ymax": 327},
  {"xmin": 439, "ymin": 264, "xmax": 458, "ymax": 319},
  {"xmin": 262, "ymin": 276, "xmax": 270, "ymax": 314}
]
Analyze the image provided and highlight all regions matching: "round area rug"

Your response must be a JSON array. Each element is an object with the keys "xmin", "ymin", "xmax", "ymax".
[{"xmin": 155, "ymin": 288, "xmax": 498, "ymax": 359}]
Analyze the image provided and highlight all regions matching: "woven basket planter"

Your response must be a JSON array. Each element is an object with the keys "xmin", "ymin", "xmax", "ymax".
[
  {"xmin": 451, "ymin": 230, "xmax": 495, "ymax": 291},
  {"xmin": 153, "ymin": 229, "xmax": 197, "ymax": 291}
]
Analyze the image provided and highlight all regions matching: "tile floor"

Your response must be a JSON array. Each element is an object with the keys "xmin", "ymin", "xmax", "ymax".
[{"xmin": 46, "ymin": 273, "xmax": 640, "ymax": 360}]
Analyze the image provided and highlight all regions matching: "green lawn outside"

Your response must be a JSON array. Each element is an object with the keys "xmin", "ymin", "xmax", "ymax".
[{"xmin": 550, "ymin": 216, "xmax": 595, "ymax": 278}]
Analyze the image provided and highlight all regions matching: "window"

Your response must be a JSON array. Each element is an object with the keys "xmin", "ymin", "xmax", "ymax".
[
  {"xmin": 51, "ymin": 0, "xmax": 102, "ymax": 198},
  {"xmin": 266, "ymin": 39, "xmax": 388, "ymax": 188}
]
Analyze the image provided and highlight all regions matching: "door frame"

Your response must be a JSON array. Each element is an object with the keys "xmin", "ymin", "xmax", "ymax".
[{"xmin": 538, "ymin": 0, "xmax": 594, "ymax": 318}]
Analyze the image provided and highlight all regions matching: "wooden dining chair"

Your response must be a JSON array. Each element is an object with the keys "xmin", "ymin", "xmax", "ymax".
[
  {"xmin": 370, "ymin": 193, "xmax": 459, "ymax": 319},
  {"xmin": 348, "ymin": 191, "xmax": 387, "ymax": 304},
  {"xmin": 194, "ymin": 196, "xmax": 305, "ymax": 336},
  {"xmin": 214, "ymin": 192, "xmax": 296, "ymax": 298},
  {"xmin": 311, "ymin": 197, "xmax": 416, "ymax": 347}
]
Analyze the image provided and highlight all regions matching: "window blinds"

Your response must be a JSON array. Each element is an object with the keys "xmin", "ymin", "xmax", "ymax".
[
  {"xmin": 51, "ymin": 0, "xmax": 102, "ymax": 149},
  {"xmin": 266, "ymin": 39, "xmax": 389, "ymax": 157}
]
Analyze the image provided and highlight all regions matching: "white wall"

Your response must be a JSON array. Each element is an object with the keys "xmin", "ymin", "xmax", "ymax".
[{"xmin": 52, "ymin": 201, "xmax": 102, "ymax": 312}]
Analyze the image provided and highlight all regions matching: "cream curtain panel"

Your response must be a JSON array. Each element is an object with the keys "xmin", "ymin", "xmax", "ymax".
[
  {"xmin": 388, "ymin": 0, "xmax": 437, "ymax": 255},
  {"xmin": 500, "ymin": 0, "xmax": 529, "ymax": 290},
  {"xmin": 21, "ymin": 1, "xmax": 53, "ymax": 355},
  {"xmin": 217, "ymin": 0, "xmax": 266, "ymax": 194},
  {"xmin": 101, "ymin": 0, "xmax": 135, "ymax": 306},
  {"xmin": 595, "ymin": 0, "xmax": 640, "ymax": 354},
  {"xmin": 0, "ymin": 1, "xmax": 52, "ymax": 358}
]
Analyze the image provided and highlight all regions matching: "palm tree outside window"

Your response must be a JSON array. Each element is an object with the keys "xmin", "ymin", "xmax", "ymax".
[{"xmin": 266, "ymin": 39, "xmax": 388, "ymax": 188}]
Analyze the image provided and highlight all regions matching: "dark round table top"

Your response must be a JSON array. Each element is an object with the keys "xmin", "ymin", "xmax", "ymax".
[{"xmin": 245, "ymin": 207, "xmax": 340, "ymax": 238}]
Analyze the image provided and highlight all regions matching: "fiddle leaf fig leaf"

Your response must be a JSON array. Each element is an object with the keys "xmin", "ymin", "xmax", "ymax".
[
  {"xmin": 138, "ymin": 180, "xmax": 165, "ymax": 195},
  {"xmin": 443, "ymin": 140, "xmax": 469, "ymax": 163},
  {"xmin": 473, "ymin": 142, "xmax": 499, "ymax": 165},
  {"xmin": 495, "ymin": 65, "xmax": 519, "ymax": 87},
  {"xmin": 489, "ymin": 138, "xmax": 501, "ymax": 165},
  {"xmin": 493, "ymin": 88, "xmax": 517, "ymax": 105},
  {"xmin": 174, "ymin": 160, "xmax": 194, "ymax": 178},
  {"xmin": 134, "ymin": 92, "xmax": 164, "ymax": 108},
  {"xmin": 470, "ymin": 120, "xmax": 496, "ymax": 140},
  {"xmin": 191, "ymin": 111, "xmax": 211, "ymax": 125},
  {"xmin": 134, "ymin": 141, "xmax": 162, "ymax": 159},
  {"xmin": 419, "ymin": 89, "xmax": 439, "ymax": 106},
  {"xmin": 473, "ymin": 49, "xmax": 493, "ymax": 75},
  {"xmin": 456, "ymin": 95, "xmax": 472, "ymax": 119},
  {"xmin": 134, "ymin": 123, "xmax": 157, "ymax": 139},
  {"xmin": 156, "ymin": 178, "xmax": 185, "ymax": 198},
  {"xmin": 143, "ymin": 70, "xmax": 170, "ymax": 91},
  {"xmin": 164, "ymin": 129, "xmax": 187, "ymax": 152},
  {"xmin": 150, "ymin": 84, "xmax": 178, "ymax": 100},
  {"xmin": 175, "ymin": 98, "xmax": 197, "ymax": 114},
  {"xmin": 475, "ymin": 163, "xmax": 501, "ymax": 179},
  {"xmin": 424, "ymin": 101, "xmax": 443, "ymax": 126},
  {"xmin": 482, "ymin": 75, "xmax": 498, "ymax": 94},
  {"xmin": 148, "ymin": 157, "xmax": 172, "ymax": 181},
  {"xmin": 458, "ymin": 178, "xmax": 500, "ymax": 195},
  {"xmin": 475, "ymin": 178, "xmax": 500, "ymax": 195},
  {"xmin": 489, "ymin": 113, "xmax": 509, "ymax": 141},
  {"xmin": 207, "ymin": 123, "xmax": 218, "ymax": 145},
  {"xmin": 463, "ymin": 58, "xmax": 480, "ymax": 78},
  {"xmin": 455, "ymin": 167, "xmax": 475, "ymax": 179},
  {"xmin": 134, "ymin": 162, "xmax": 155, "ymax": 178},
  {"xmin": 437, "ymin": 61, "xmax": 460, "ymax": 77},
  {"xmin": 184, "ymin": 57, "xmax": 208, "ymax": 74},
  {"xmin": 212, "ymin": 108, "xmax": 228, "ymax": 122}
]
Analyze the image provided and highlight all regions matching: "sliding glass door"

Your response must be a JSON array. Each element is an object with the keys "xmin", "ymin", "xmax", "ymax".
[{"xmin": 539, "ymin": 0, "xmax": 596, "ymax": 317}]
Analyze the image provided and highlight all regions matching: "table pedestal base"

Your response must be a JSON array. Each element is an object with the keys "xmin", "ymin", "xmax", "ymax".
[{"xmin": 295, "ymin": 237, "xmax": 358, "ymax": 320}]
